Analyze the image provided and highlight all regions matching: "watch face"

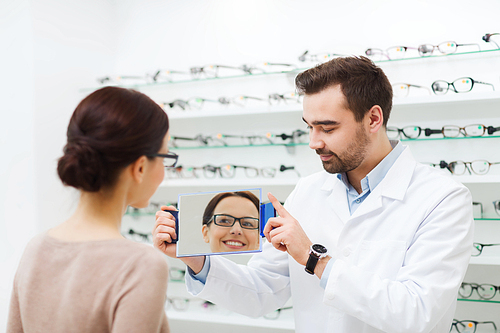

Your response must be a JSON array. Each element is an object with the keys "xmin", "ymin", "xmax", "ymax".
[{"xmin": 312, "ymin": 244, "xmax": 327, "ymax": 254}]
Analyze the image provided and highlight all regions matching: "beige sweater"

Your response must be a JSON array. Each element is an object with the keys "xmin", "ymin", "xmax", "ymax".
[{"xmin": 7, "ymin": 233, "xmax": 170, "ymax": 333}]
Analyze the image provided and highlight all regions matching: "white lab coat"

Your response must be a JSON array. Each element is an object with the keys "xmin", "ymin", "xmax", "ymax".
[{"xmin": 187, "ymin": 146, "xmax": 474, "ymax": 333}]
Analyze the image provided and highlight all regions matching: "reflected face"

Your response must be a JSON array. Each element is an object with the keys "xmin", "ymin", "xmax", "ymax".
[{"xmin": 202, "ymin": 196, "xmax": 260, "ymax": 253}]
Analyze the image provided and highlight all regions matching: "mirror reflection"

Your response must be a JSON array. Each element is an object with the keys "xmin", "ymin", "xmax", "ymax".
[{"xmin": 177, "ymin": 189, "xmax": 262, "ymax": 257}]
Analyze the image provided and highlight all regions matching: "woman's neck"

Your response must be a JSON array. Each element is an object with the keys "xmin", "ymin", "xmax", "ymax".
[{"xmin": 49, "ymin": 188, "xmax": 128, "ymax": 242}]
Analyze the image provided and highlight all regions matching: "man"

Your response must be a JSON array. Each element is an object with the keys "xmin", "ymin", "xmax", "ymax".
[{"xmin": 154, "ymin": 56, "xmax": 473, "ymax": 333}]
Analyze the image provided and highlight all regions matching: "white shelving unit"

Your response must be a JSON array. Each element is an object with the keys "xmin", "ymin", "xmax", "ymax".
[{"xmin": 114, "ymin": 47, "xmax": 500, "ymax": 331}]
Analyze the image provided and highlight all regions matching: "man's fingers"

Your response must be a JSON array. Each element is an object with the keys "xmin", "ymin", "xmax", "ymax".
[{"xmin": 267, "ymin": 192, "xmax": 289, "ymax": 218}]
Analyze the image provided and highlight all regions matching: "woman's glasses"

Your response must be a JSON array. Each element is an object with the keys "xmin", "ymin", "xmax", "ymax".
[
  {"xmin": 148, "ymin": 152, "xmax": 179, "ymax": 168},
  {"xmin": 208, "ymin": 214, "xmax": 259, "ymax": 230}
]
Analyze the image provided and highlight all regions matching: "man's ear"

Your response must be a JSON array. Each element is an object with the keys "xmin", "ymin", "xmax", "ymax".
[
  {"xmin": 201, "ymin": 225, "xmax": 210, "ymax": 243},
  {"xmin": 367, "ymin": 105, "xmax": 384, "ymax": 133},
  {"xmin": 131, "ymin": 156, "xmax": 148, "ymax": 183}
]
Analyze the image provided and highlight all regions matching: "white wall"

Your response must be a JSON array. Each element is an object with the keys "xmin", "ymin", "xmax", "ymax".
[{"xmin": 1, "ymin": 0, "xmax": 500, "ymax": 331}]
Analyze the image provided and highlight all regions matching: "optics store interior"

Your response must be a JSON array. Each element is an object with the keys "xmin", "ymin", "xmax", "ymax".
[{"xmin": 2, "ymin": 0, "xmax": 500, "ymax": 332}]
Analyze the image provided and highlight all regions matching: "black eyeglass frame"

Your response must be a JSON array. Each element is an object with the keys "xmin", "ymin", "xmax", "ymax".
[
  {"xmin": 208, "ymin": 214, "xmax": 260, "ymax": 230},
  {"xmin": 148, "ymin": 152, "xmax": 179, "ymax": 168}
]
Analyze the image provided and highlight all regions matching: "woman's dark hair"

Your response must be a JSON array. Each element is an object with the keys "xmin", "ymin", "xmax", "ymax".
[
  {"xmin": 57, "ymin": 86, "xmax": 169, "ymax": 192},
  {"xmin": 295, "ymin": 56, "xmax": 393, "ymax": 127},
  {"xmin": 202, "ymin": 191, "xmax": 260, "ymax": 225}
]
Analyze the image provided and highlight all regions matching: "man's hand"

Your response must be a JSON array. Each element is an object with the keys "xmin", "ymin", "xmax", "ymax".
[{"xmin": 264, "ymin": 192, "xmax": 312, "ymax": 266}]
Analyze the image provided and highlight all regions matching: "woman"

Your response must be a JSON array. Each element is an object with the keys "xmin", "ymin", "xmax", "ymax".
[
  {"xmin": 201, "ymin": 191, "xmax": 260, "ymax": 253},
  {"xmin": 7, "ymin": 87, "xmax": 174, "ymax": 333}
]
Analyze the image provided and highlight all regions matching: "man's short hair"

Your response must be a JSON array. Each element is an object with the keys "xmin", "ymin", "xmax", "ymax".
[{"xmin": 295, "ymin": 56, "xmax": 393, "ymax": 127}]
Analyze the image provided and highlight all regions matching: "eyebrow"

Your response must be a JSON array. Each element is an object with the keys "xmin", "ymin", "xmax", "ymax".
[{"xmin": 302, "ymin": 117, "xmax": 340, "ymax": 126}]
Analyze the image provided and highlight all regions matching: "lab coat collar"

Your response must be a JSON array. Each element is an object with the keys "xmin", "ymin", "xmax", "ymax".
[{"xmin": 320, "ymin": 145, "xmax": 416, "ymax": 222}]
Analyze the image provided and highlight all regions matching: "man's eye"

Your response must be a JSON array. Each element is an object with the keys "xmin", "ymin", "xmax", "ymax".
[{"xmin": 323, "ymin": 128, "xmax": 335, "ymax": 133}]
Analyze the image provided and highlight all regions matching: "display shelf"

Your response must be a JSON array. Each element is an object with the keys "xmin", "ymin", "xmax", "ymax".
[
  {"xmin": 159, "ymin": 178, "xmax": 299, "ymax": 188},
  {"xmin": 373, "ymin": 48, "xmax": 500, "ymax": 64},
  {"xmin": 84, "ymin": 49, "xmax": 500, "ymax": 92},
  {"xmin": 400, "ymin": 135, "xmax": 500, "ymax": 142},
  {"xmin": 170, "ymin": 142, "xmax": 308, "ymax": 150},
  {"xmin": 166, "ymin": 309, "xmax": 295, "ymax": 330},
  {"xmin": 468, "ymin": 256, "xmax": 500, "ymax": 266},
  {"xmin": 457, "ymin": 298, "xmax": 500, "ymax": 304}
]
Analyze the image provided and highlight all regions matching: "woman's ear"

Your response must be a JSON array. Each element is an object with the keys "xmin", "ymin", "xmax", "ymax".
[
  {"xmin": 201, "ymin": 225, "xmax": 210, "ymax": 243},
  {"xmin": 130, "ymin": 156, "xmax": 148, "ymax": 183}
]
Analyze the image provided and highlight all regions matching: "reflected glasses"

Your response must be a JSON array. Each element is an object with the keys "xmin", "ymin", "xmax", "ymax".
[
  {"xmin": 387, "ymin": 126, "xmax": 422, "ymax": 139},
  {"xmin": 450, "ymin": 319, "xmax": 497, "ymax": 333},
  {"xmin": 148, "ymin": 152, "xmax": 178, "ymax": 168},
  {"xmin": 431, "ymin": 77, "xmax": 495, "ymax": 95},
  {"xmin": 208, "ymin": 214, "xmax": 259, "ymax": 230},
  {"xmin": 418, "ymin": 41, "xmax": 480, "ymax": 56},
  {"xmin": 459, "ymin": 282, "xmax": 500, "ymax": 299},
  {"xmin": 472, "ymin": 242, "xmax": 500, "ymax": 256},
  {"xmin": 424, "ymin": 124, "xmax": 487, "ymax": 138}
]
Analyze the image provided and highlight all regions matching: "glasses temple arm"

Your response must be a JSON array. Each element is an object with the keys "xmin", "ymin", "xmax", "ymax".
[{"xmin": 474, "ymin": 80, "xmax": 495, "ymax": 90}]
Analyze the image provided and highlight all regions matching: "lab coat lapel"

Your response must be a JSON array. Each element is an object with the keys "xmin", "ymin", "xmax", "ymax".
[
  {"xmin": 350, "ymin": 146, "xmax": 417, "ymax": 220},
  {"xmin": 322, "ymin": 175, "xmax": 350, "ymax": 224}
]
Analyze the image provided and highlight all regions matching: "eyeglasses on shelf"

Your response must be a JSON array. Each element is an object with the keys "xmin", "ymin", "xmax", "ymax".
[
  {"xmin": 268, "ymin": 91, "xmax": 303, "ymax": 105},
  {"xmin": 459, "ymin": 282, "xmax": 500, "ymax": 300},
  {"xmin": 392, "ymin": 83, "xmax": 431, "ymax": 97},
  {"xmin": 386, "ymin": 126, "xmax": 423, "ymax": 139},
  {"xmin": 217, "ymin": 95, "xmax": 267, "ymax": 107},
  {"xmin": 424, "ymin": 124, "xmax": 488, "ymax": 138},
  {"xmin": 263, "ymin": 306, "xmax": 293, "ymax": 320},
  {"xmin": 482, "ymin": 33, "xmax": 500, "ymax": 49},
  {"xmin": 417, "ymin": 41, "xmax": 480, "ymax": 56},
  {"xmin": 492, "ymin": 200, "xmax": 500, "ymax": 216},
  {"xmin": 365, "ymin": 46, "xmax": 419, "ymax": 61},
  {"xmin": 126, "ymin": 229, "xmax": 153, "ymax": 243},
  {"xmin": 165, "ymin": 297, "xmax": 191, "ymax": 311},
  {"xmin": 169, "ymin": 268, "xmax": 186, "ymax": 282},
  {"xmin": 96, "ymin": 75, "xmax": 147, "ymax": 85},
  {"xmin": 443, "ymin": 160, "xmax": 500, "ymax": 176},
  {"xmin": 298, "ymin": 50, "xmax": 345, "ymax": 63},
  {"xmin": 149, "ymin": 69, "xmax": 190, "ymax": 82},
  {"xmin": 450, "ymin": 319, "xmax": 497, "ymax": 333},
  {"xmin": 472, "ymin": 242, "xmax": 500, "ymax": 256},
  {"xmin": 431, "ymin": 77, "xmax": 495, "ymax": 95}
]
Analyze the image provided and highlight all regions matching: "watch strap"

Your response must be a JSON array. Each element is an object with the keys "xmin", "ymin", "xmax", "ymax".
[{"xmin": 305, "ymin": 254, "xmax": 319, "ymax": 274}]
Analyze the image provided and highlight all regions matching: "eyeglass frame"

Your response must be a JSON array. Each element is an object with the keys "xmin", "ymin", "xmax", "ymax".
[
  {"xmin": 472, "ymin": 242, "xmax": 500, "ymax": 256},
  {"xmin": 386, "ymin": 126, "xmax": 423, "ymax": 139},
  {"xmin": 459, "ymin": 282, "xmax": 500, "ymax": 299},
  {"xmin": 443, "ymin": 160, "xmax": 500, "ymax": 175},
  {"xmin": 450, "ymin": 319, "xmax": 497, "ymax": 333},
  {"xmin": 148, "ymin": 152, "xmax": 179, "ymax": 168},
  {"xmin": 431, "ymin": 77, "xmax": 495, "ymax": 95},
  {"xmin": 208, "ymin": 214, "xmax": 260, "ymax": 230},
  {"xmin": 424, "ymin": 124, "xmax": 488, "ymax": 138},
  {"xmin": 392, "ymin": 83, "xmax": 431, "ymax": 97},
  {"xmin": 417, "ymin": 41, "xmax": 480, "ymax": 56}
]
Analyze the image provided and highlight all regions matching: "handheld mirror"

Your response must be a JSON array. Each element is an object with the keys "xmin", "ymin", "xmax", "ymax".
[{"xmin": 172, "ymin": 188, "xmax": 275, "ymax": 257}]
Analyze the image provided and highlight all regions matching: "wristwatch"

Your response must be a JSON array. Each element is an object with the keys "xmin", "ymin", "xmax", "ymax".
[{"xmin": 305, "ymin": 244, "xmax": 328, "ymax": 275}]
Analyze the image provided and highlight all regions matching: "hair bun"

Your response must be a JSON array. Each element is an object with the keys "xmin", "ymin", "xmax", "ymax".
[{"xmin": 57, "ymin": 139, "xmax": 106, "ymax": 192}]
